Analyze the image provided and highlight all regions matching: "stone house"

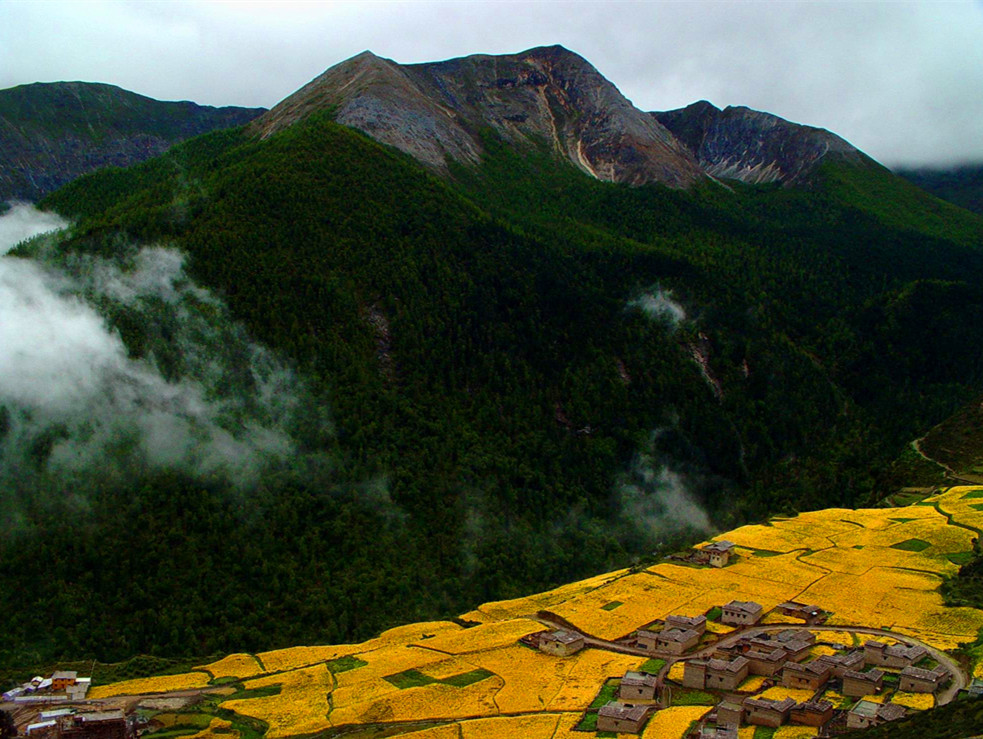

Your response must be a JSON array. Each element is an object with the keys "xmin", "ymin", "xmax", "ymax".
[
  {"xmin": 701, "ymin": 541, "xmax": 736, "ymax": 568},
  {"xmin": 815, "ymin": 650, "xmax": 863, "ymax": 678},
  {"xmin": 635, "ymin": 629, "xmax": 660, "ymax": 652},
  {"xmin": 781, "ymin": 660, "xmax": 831, "ymax": 691},
  {"xmin": 721, "ymin": 601, "xmax": 763, "ymax": 626},
  {"xmin": 50, "ymin": 672, "xmax": 77, "ymax": 692},
  {"xmin": 619, "ymin": 671, "xmax": 659, "ymax": 701},
  {"xmin": 665, "ymin": 614, "xmax": 708, "ymax": 635},
  {"xmin": 684, "ymin": 657, "xmax": 749, "ymax": 691},
  {"xmin": 715, "ymin": 701, "xmax": 744, "ymax": 727},
  {"xmin": 790, "ymin": 700, "xmax": 833, "ymax": 727},
  {"xmin": 863, "ymin": 641, "xmax": 927, "ymax": 668},
  {"xmin": 700, "ymin": 725, "xmax": 738, "ymax": 739},
  {"xmin": 846, "ymin": 700, "xmax": 906, "ymax": 730},
  {"xmin": 842, "ymin": 669, "xmax": 884, "ymax": 697},
  {"xmin": 743, "ymin": 697, "xmax": 796, "ymax": 727},
  {"xmin": 597, "ymin": 702, "xmax": 650, "ymax": 734},
  {"xmin": 899, "ymin": 665, "xmax": 949, "ymax": 693},
  {"xmin": 538, "ymin": 630, "xmax": 584, "ymax": 657},
  {"xmin": 775, "ymin": 601, "xmax": 826, "ymax": 624},
  {"xmin": 60, "ymin": 712, "xmax": 133, "ymax": 739},
  {"xmin": 744, "ymin": 648, "xmax": 788, "ymax": 676},
  {"xmin": 656, "ymin": 628, "xmax": 702, "ymax": 655}
]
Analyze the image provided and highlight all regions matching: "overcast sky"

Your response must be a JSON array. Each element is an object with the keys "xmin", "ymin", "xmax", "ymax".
[{"xmin": 1, "ymin": 0, "xmax": 981, "ymax": 167}]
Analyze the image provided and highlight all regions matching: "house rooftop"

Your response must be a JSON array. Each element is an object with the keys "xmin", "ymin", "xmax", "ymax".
[
  {"xmin": 794, "ymin": 700, "xmax": 833, "ymax": 713},
  {"xmin": 743, "ymin": 697, "xmax": 796, "ymax": 712},
  {"xmin": 724, "ymin": 600, "xmax": 763, "ymax": 615},
  {"xmin": 844, "ymin": 669, "xmax": 884, "ymax": 681},
  {"xmin": 660, "ymin": 627, "xmax": 700, "ymax": 643},
  {"xmin": 703, "ymin": 540, "xmax": 736, "ymax": 553},
  {"xmin": 850, "ymin": 700, "xmax": 881, "ymax": 718},
  {"xmin": 708, "ymin": 656, "xmax": 749, "ymax": 674},
  {"xmin": 542, "ymin": 629, "xmax": 582, "ymax": 644},
  {"xmin": 598, "ymin": 702, "xmax": 649, "ymax": 721},
  {"xmin": 622, "ymin": 671, "xmax": 658, "ymax": 688},
  {"xmin": 51, "ymin": 671, "xmax": 77, "ymax": 681},
  {"xmin": 901, "ymin": 665, "xmax": 948, "ymax": 680}
]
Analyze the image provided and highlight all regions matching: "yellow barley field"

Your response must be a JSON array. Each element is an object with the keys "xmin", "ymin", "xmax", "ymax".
[
  {"xmin": 223, "ymin": 665, "xmax": 333, "ymax": 738},
  {"xmin": 459, "ymin": 714, "xmax": 561, "ymax": 739},
  {"xmin": 88, "ymin": 672, "xmax": 211, "ymax": 699},
  {"xmin": 757, "ymin": 686, "xmax": 815, "ymax": 703},
  {"xmin": 256, "ymin": 645, "xmax": 365, "ymax": 674},
  {"xmin": 892, "ymin": 691, "xmax": 934, "ymax": 710},
  {"xmin": 774, "ymin": 726, "xmax": 819, "ymax": 739},
  {"xmin": 197, "ymin": 654, "xmax": 265, "ymax": 680},
  {"xmin": 412, "ymin": 619, "xmax": 544, "ymax": 655},
  {"xmin": 181, "ymin": 717, "xmax": 238, "ymax": 739},
  {"xmin": 390, "ymin": 725, "xmax": 458, "ymax": 739},
  {"xmin": 640, "ymin": 706, "xmax": 711, "ymax": 738},
  {"xmin": 547, "ymin": 650, "xmax": 643, "ymax": 710},
  {"xmin": 329, "ymin": 677, "xmax": 504, "ymax": 727}
]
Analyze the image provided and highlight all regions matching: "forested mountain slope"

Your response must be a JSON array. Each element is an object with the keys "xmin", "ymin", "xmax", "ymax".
[
  {"xmin": 2, "ymin": 47, "xmax": 983, "ymax": 669},
  {"xmin": 0, "ymin": 81, "xmax": 264, "ymax": 202}
]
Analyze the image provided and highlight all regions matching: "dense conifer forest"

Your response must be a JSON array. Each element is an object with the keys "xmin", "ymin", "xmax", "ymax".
[{"xmin": 2, "ymin": 111, "xmax": 983, "ymax": 668}]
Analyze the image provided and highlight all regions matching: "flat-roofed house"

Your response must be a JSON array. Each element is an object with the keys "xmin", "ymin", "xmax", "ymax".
[
  {"xmin": 721, "ymin": 601, "xmax": 763, "ymax": 626},
  {"xmin": 683, "ymin": 660, "xmax": 709, "ymax": 689},
  {"xmin": 702, "ymin": 541, "xmax": 736, "ymax": 568},
  {"xmin": 619, "ymin": 671, "xmax": 659, "ymax": 701},
  {"xmin": 60, "ymin": 711, "xmax": 132, "ymax": 739},
  {"xmin": 716, "ymin": 701, "xmax": 744, "ymax": 727},
  {"xmin": 50, "ymin": 672, "xmax": 78, "ymax": 692},
  {"xmin": 846, "ymin": 701, "xmax": 906, "ymax": 730},
  {"xmin": 815, "ymin": 651, "xmax": 864, "ymax": 678},
  {"xmin": 782, "ymin": 660, "xmax": 831, "ymax": 691},
  {"xmin": 842, "ymin": 669, "xmax": 884, "ymax": 697},
  {"xmin": 863, "ymin": 641, "xmax": 927, "ymax": 669},
  {"xmin": 635, "ymin": 629, "xmax": 660, "ymax": 653},
  {"xmin": 701, "ymin": 725, "xmax": 738, "ymax": 739},
  {"xmin": 775, "ymin": 601, "xmax": 826, "ymax": 624},
  {"xmin": 744, "ymin": 648, "xmax": 788, "ymax": 676},
  {"xmin": 743, "ymin": 697, "xmax": 796, "ymax": 728},
  {"xmin": 899, "ymin": 665, "xmax": 949, "ymax": 693},
  {"xmin": 665, "ymin": 614, "xmax": 708, "ymax": 635},
  {"xmin": 596, "ymin": 702, "xmax": 650, "ymax": 734},
  {"xmin": 705, "ymin": 657, "xmax": 750, "ymax": 691},
  {"xmin": 538, "ymin": 630, "xmax": 584, "ymax": 657},
  {"xmin": 790, "ymin": 700, "xmax": 834, "ymax": 727},
  {"xmin": 656, "ymin": 628, "xmax": 701, "ymax": 655}
]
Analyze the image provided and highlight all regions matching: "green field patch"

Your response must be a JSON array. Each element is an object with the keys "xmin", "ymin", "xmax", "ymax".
[
  {"xmin": 750, "ymin": 549, "xmax": 783, "ymax": 557},
  {"xmin": 948, "ymin": 552, "xmax": 977, "ymax": 565},
  {"xmin": 575, "ymin": 711, "xmax": 599, "ymax": 731},
  {"xmin": 854, "ymin": 545, "xmax": 865, "ymax": 549},
  {"xmin": 962, "ymin": 491, "xmax": 983, "ymax": 499},
  {"xmin": 640, "ymin": 658, "xmax": 667, "ymax": 674},
  {"xmin": 890, "ymin": 517, "xmax": 919, "ymax": 523},
  {"xmin": 384, "ymin": 669, "xmax": 435, "ymax": 689},
  {"xmin": 706, "ymin": 606, "xmax": 723, "ymax": 622},
  {"xmin": 601, "ymin": 601, "xmax": 623, "ymax": 611},
  {"xmin": 384, "ymin": 666, "xmax": 493, "ymax": 690},
  {"xmin": 589, "ymin": 679, "xmax": 620, "ymax": 709},
  {"xmin": 439, "ymin": 668, "xmax": 493, "ymax": 687},
  {"xmin": 891, "ymin": 538, "xmax": 932, "ymax": 552},
  {"xmin": 326, "ymin": 655, "xmax": 367, "ymax": 674},
  {"xmin": 671, "ymin": 688, "xmax": 716, "ymax": 706},
  {"xmin": 970, "ymin": 503, "xmax": 983, "ymax": 511},
  {"xmin": 753, "ymin": 726, "xmax": 777, "ymax": 739}
]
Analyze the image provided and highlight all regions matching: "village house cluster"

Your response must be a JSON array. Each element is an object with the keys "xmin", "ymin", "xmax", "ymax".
[
  {"xmin": 23, "ymin": 709, "xmax": 134, "ymax": 739},
  {"xmin": 3, "ymin": 673, "xmax": 90, "ymax": 703},
  {"xmin": 532, "ymin": 593, "xmax": 950, "ymax": 737}
]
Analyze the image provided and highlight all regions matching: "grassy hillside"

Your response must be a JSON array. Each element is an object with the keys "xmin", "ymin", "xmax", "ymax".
[
  {"xmin": 0, "ymin": 81, "xmax": 263, "ymax": 201},
  {"xmin": 897, "ymin": 163, "xmax": 983, "ymax": 216},
  {"xmin": 3, "ymin": 110, "xmax": 983, "ymax": 668}
]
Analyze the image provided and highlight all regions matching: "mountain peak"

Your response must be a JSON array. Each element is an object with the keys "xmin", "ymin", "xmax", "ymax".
[
  {"xmin": 654, "ymin": 102, "xmax": 862, "ymax": 184},
  {"xmin": 249, "ymin": 47, "xmax": 704, "ymax": 187}
]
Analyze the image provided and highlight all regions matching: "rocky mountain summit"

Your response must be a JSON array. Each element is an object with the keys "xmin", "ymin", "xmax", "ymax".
[
  {"xmin": 251, "ymin": 45, "xmax": 880, "ymax": 190},
  {"xmin": 0, "ymin": 81, "xmax": 264, "ymax": 202},
  {"xmin": 653, "ymin": 100, "xmax": 865, "ymax": 185},
  {"xmin": 250, "ymin": 45, "xmax": 706, "ymax": 188}
]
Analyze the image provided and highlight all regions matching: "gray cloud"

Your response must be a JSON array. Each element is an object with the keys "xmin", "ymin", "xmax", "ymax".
[
  {"xmin": 0, "ymin": 1, "xmax": 980, "ymax": 166},
  {"xmin": 0, "ymin": 204, "xmax": 312, "ymax": 487}
]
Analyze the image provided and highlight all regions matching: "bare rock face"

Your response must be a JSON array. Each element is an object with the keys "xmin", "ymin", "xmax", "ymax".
[
  {"xmin": 653, "ymin": 101, "xmax": 863, "ymax": 185},
  {"xmin": 250, "ymin": 46, "xmax": 705, "ymax": 188}
]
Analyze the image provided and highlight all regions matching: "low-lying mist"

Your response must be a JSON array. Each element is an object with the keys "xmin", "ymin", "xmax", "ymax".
[{"xmin": 0, "ymin": 204, "xmax": 327, "ymax": 499}]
